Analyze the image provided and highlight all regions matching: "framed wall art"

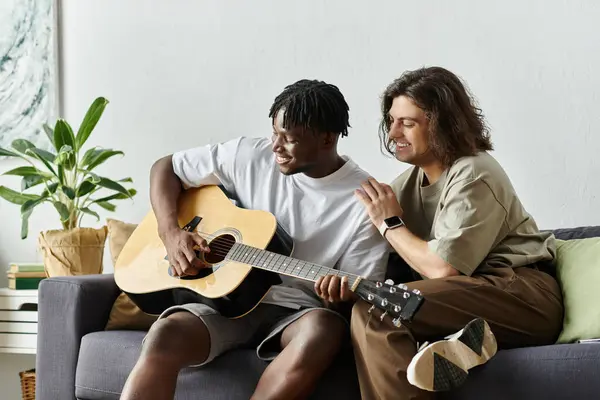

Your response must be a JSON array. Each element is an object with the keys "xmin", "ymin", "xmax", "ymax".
[{"xmin": 0, "ymin": 0, "xmax": 60, "ymax": 152}]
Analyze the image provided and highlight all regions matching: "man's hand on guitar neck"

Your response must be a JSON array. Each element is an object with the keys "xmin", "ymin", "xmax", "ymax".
[
  {"xmin": 314, "ymin": 274, "xmax": 358, "ymax": 305},
  {"xmin": 161, "ymin": 227, "xmax": 211, "ymax": 277}
]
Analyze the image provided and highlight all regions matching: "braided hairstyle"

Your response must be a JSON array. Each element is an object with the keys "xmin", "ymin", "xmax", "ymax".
[{"xmin": 269, "ymin": 79, "xmax": 350, "ymax": 137}]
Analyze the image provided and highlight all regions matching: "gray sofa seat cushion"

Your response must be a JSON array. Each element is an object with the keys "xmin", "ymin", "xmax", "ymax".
[
  {"xmin": 76, "ymin": 331, "xmax": 600, "ymax": 400},
  {"xmin": 75, "ymin": 330, "xmax": 361, "ymax": 400},
  {"xmin": 441, "ymin": 343, "xmax": 600, "ymax": 400}
]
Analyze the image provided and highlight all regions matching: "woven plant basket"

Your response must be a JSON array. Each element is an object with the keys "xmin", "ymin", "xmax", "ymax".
[
  {"xmin": 38, "ymin": 226, "xmax": 107, "ymax": 277},
  {"xmin": 19, "ymin": 368, "xmax": 35, "ymax": 400}
]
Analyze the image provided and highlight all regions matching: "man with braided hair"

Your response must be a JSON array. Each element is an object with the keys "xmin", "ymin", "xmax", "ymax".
[{"xmin": 120, "ymin": 79, "xmax": 390, "ymax": 400}]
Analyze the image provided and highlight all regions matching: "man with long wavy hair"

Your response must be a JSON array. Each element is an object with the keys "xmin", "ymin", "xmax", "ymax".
[{"xmin": 319, "ymin": 66, "xmax": 563, "ymax": 399}]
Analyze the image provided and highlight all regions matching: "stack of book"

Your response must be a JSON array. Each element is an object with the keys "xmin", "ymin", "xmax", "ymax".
[{"xmin": 6, "ymin": 262, "xmax": 47, "ymax": 290}]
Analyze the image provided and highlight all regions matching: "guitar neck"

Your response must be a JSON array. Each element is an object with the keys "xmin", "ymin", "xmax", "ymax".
[{"xmin": 227, "ymin": 243, "xmax": 361, "ymax": 289}]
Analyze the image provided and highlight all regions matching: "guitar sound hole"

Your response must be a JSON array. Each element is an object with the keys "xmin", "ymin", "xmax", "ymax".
[{"xmin": 205, "ymin": 234, "xmax": 236, "ymax": 264}]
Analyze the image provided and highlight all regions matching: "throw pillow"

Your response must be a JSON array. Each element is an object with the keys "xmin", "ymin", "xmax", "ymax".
[
  {"xmin": 105, "ymin": 218, "xmax": 159, "ymax": 331},
  {"xmin": 555, "ymin": 237, "xmax": 600, "ymax": 343}
]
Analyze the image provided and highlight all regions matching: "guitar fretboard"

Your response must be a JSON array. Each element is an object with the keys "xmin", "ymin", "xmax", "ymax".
[{"xmin": 227, "ymin": 243, "xmax": 360, "ymax": 288}]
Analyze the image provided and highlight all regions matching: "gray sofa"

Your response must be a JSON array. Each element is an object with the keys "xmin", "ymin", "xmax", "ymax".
[{"xmin": 36, "ymin": 226, "xmax": 600, "ymax": 400}]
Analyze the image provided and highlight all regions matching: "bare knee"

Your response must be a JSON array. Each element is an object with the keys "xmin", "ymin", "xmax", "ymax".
[
  {"xmin": 285, "ymin": 310, "xmax": 347, "ymax": 356},
  {"xmin": 141, "ymin": 313, "xmax": 209, "ymax": 367}
]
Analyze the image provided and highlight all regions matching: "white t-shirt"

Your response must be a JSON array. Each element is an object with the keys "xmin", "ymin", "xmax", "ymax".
[{"xmin": 172, "ymin": 136, "xmax": 390, "ymax": 309}]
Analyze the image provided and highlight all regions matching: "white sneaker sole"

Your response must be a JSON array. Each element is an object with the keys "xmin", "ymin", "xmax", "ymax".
[{"xmin": 407, "ymin": 318, "xmax": 497, "ymax": 392}]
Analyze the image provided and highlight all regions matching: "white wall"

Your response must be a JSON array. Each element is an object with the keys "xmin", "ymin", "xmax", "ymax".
[
  {"xmin": 1, "ymin": 0, "xmax": 600, "ymax": 275},
  {"xmin": 1, "ymin": 0, "xmax": 599, "ymax": 396}
]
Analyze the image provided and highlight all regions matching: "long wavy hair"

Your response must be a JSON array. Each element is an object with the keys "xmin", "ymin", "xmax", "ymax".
[{"xmin": 379, "ymin": 66, "xmax": 493, "ymax": 167}]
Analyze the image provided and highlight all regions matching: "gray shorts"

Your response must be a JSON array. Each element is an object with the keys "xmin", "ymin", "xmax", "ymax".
[{"xmin": 153, "ymin": 302, "xmax": 347, "ymax": 367}]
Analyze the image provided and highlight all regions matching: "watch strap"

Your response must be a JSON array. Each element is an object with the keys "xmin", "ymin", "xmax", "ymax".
[
  {"xmin": 378, "ymin": 221, "xmax": 388, "ymax": 236},
  {"xmin": 379, "ymin": 216, "xmax": 404, "ymax": 237}
]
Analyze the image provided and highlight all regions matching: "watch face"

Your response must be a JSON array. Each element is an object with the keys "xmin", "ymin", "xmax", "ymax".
[{"xmin": 385, "ymin": 216, "xmax": 403, "ymax": 227}]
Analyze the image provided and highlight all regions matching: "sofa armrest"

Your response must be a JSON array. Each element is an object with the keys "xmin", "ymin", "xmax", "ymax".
[{"xmin": 36, "ymin": 274, "xmax": 121, "ymax": 400}]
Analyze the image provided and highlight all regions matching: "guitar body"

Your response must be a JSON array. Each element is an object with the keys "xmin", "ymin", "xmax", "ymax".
[{"xmin": 114, "ymin": 185, "xmax": 293, "ymax": 318}]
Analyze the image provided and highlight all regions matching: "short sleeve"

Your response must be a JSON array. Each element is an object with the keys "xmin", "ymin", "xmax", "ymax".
[
  {"xmin": 428, "ymin": 178, "xmax": 508, "ymax": 276},
  {"xmin": 171, "ymin": 137, "xmax": 243, "ymax": 190},
  {"xmin": 336, "ymin": 214, "xmax": 391, "ymax": 282}
]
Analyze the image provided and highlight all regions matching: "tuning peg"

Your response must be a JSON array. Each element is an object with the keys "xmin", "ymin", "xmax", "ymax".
[
  {"xmin": 367, "ymin": 305, "xmax": 375, "ymax": 314},
  {"xmin": 389, "ymin": 286, "xmax": 396, "ymax": 293},
  {"xmin": 376, "ymin": 281, "xmax": 383, "ymax": 288},
  {"xmin": 381, "ymin": 298, "xmax": 388, "ymax": 307},
  {"xmin": 397, "ymin": 283, "xmax": 408, "ymax": 290},
  {"xmin": 403, "ymin": 292, "xmax": 410, "ymax": 299},
  {"xmin": 392, "ymin": 317, "xmax": 402, "ymax": 327},
  {"xmin": 394, "ymin": 305, "xmax": 401, "ymax": 313},
  {"xmin": 367, "ymin": 294, "xmax": 374, "ymax": 301},
  {"xmin": 412, "ymin": 289, "xmax": 422, "ymax": 295},
  {"xmin": 385, "ymin": 279, "xmax": 395, "ymax": 285},
  {"xmin": 380, "ymin": 311, "xmax": 388, "ymax": 321}
]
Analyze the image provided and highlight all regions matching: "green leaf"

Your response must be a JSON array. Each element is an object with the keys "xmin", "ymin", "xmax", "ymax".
[
  {"xmin": 21, "ymin": 175, "xmax": 48, "ymax": 191},
  {"xmin": 54, "ymin": 119, "xmax": 76, "ymax": 151},
  {"xmin": 11, "ymin": 139, "xmax": 36, "ymax": 154},
  {"xmin": 76, "ymin": 168, "xmax": 101, "ymax": 183},
  {"xmin": 61, "ymin": 186, "xmax": 76, "ymax": 199},
  {"xmin": 55, "ymin": 145, "xmax": 76, "ymax": 170},
  {"xmin": 0, "ymin": 186, "xmax": 40, "ymax": 205},
  {"xmin": 118, "ymin": 177, "xmax": 133, "ymax": 183},
  {"xmin": 76, "ymin": 180, "xmax": 96, "ymax": 197},
  {"xmin": 76, "ymin": 97, "xmax": 109, "ymax": 150},
  {"xmin": 84, "ymin": 149, "xmax": 124, "ymax": 171},
  {"xmin": 20, "ymin": 196, "xmax": 47, "ymax": 221},
  {"xmin": 96, "ymin": 201, "xmax": 116, "ymax": 212},
  {"xmin": 0, "ymin": 147, "xmax": 20, "ymax": 157},
  {"xmin": 80, "ymin": 147, "xmax": 102, "ymax": 167},
  {"xmin": 43, "ymin": 123, "xmax": 55, "ymax": 148},
  {"xmin": 3, "ymin": 166, "xmax": 44, "ymax": 177},
  {"xmin": 97, "ymin": 177, "xmax": 131, "ymax": 198},
  {"xmin": 26, "ymin": 148, "xmax": 57, "ymax": 175},
  {"xmin": 34, "ymin": 148, "xmax": 56, "ymax": 163},
  {"xmin": 80, "ymin": 207, "xmax": 100, "ymax": 221},
  {"xmin": 4, "ymin": 167, "xmax": 52, "ymax": 191},
  {"xmin": 41, "ymin": 183, "xmax": 59, "ymax": 197},
  {"xmin": 52, "ymin": 201, "xmax": 70, "ymax": 222},
  {"xmin": 57, "ymin": 165, "xmax": 65, "ymax": 185},
  {"xmin": 94, "ymin": 188, "xmax": 137, "ymax": 203},
  {"xmin": 88, "ymin": 172, "xmax": 101, "ymax": 183},
  {"xmin": 21, "ymin": 207, "xmax": 33, "ymax": 239}
]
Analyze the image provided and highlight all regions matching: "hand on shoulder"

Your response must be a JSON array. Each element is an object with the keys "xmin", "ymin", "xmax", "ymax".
[{"xmin": 354, "ymin": 177, "xmax": 404, "ymax": 228}]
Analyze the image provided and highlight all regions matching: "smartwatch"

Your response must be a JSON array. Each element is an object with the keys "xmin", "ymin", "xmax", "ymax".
[{"xmin": 378, "ymin": 216, "xmax": 405, "ymax": 237}]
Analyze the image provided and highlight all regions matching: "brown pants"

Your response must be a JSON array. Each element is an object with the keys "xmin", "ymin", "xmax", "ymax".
[{"xmin": 350, "ymin": 266, "xmax": 564, "ymax": 400}]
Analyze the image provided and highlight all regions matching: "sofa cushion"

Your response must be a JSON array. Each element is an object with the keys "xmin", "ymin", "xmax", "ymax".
[
  {"xmin": 554, "ymin": 237, "xmax": 600, "ymax": 343},
  {"xmin": 104, "ymin": 218, "xmax": 158, "ymax": 331},
  {"xmin": 75, "ymin": 330, "xmax": 361, "ymax": 400},
  {"xmin": 441, "ymin": 343, "xmax": 600, "ymax": 400},
  {"xmin": 552, "ymin": 225, "xmax": 600, "ymax": 240}
]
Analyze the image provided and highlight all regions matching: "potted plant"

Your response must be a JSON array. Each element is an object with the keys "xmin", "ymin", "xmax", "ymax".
[{"xmin": 0, "ymin": 97, "xmax": 136, "ymax": 277}]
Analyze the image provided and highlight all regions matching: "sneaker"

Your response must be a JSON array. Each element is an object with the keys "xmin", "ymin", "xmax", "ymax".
[{"xmin": 407, "ymin": 318, "xmax": 497, "ymax": 392}]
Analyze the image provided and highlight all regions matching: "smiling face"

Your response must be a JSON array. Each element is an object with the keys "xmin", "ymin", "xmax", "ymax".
[
  {"xmin": 271, "ymin": 108, "xmax": 325, "ymax": 176},
  {"xmin": 387, "ymin": 95, "xmax": 436, "ymax": 167}
]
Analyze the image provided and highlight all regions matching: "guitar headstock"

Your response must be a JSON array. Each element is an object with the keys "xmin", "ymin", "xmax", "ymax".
[{"xmin": 354, "ymin": 279, "xmax": 424, "ymax": 326}]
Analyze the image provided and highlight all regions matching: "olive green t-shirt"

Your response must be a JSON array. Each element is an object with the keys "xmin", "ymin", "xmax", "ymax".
[{"xmin": 390, "ymin": 151, "xmax": 555, "ymax": 276}]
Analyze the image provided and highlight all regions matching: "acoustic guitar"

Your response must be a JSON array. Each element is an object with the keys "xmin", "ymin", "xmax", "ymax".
[{"xmin": 114, "ymin": 185, "xmax": 424, "ymax": 326}]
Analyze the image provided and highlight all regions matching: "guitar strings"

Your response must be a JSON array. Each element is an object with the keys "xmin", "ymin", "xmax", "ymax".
[{"xmin": 171, "ymin": 229, "xmax": 361, "ymax": 281}]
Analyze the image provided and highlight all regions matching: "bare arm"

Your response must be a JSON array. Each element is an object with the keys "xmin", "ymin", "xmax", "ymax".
[
  {"xmin": 149, "ymin": 155, "xmax": 209, "ymax": 276},
  {"xmin": 355, "ymin": 178, "xmax": 459, "ymax": 279},
  {"xmin": 383, "ymin": 226, "xmax": 459, "ymax": 279},
  {"xmin": 150, "ymin": 155, "xmax": 183, "ymax": 240}
]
